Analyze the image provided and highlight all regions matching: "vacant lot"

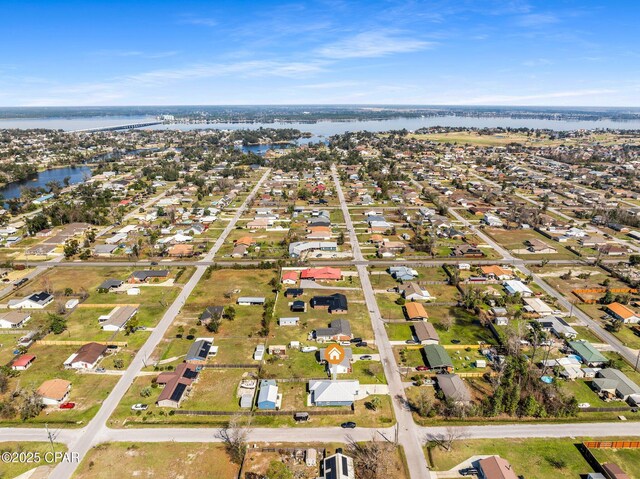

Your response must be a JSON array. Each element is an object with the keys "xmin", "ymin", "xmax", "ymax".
[{"xmin": 74, "ymin": 442, "xmax": 239, "ymax": 479}]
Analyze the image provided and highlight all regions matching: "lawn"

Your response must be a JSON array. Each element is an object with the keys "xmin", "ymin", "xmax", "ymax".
[
  {"xmin": 428, "ymin": 306, "xmax": 496, "ymax": 346},
  {"xmin": 427, "ymin": 437, "xmax": 597, "ymax": 477},
  {"xmin": 73, "ymin": 442, "xmax": 239, "ymax": 479},
  {"xmin": 0, "ymin": 343, "xmax": 118, "ymax": 426},
  {"xmin": 484, "ymin": 228, "xmax": 577, "ymax": 259},
  {"xmin": 591, "ymin": 447, "xmax": 640, "ymax": 478}
]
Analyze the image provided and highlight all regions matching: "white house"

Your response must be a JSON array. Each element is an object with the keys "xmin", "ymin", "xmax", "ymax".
[
  {"xmin": 0, "ymin": 311, "xmax": 31, "ymax": 329},
  {"xmin": 503, "ymin": 280, "xmax": 533, "ymax": 297},
  {"xmin": 278, "ymin": 317, "xmax": 300, "ymax": 326},
  {"xmin": 8, "ymin": 291, "xmax": 54, "ymax": 309}
]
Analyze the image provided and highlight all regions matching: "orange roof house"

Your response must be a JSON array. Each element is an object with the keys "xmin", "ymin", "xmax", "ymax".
[
  {"xmin": 480, "ymin": 265, "xmax": 513, "ymax": 279},
  {"xmin": 300, "ymin": 267, "xmax": 342, "ymax": 281},
  {"xmin": 168, "ymin": 244, "xmax": 194, "ymax": 257},
  {"xmin": 605, "ymin": 302, "xmax": 640, "ymax": 324},
  {"xmin": 404, "ymin": 302, "xmax": 428, "ymax": 320},
  {"xmin": 235, "ymin": 236, "xmax": 255, "ymax": 247}
]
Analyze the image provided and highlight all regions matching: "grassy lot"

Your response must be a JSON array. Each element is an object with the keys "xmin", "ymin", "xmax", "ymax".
[
  {"xmin": 0, "ymin": 343, "xmax": 118, "ymax": 426},
  {"xmin": 484, "ymin": 228, "xmax": 577, "ymax": 259},
  {"xmin": 531, "ymin": 265, "xmax": 627, "ymax": 300},
  {"xmin": 428, "ymin": 306, "xmax": 496, "ymax": 346},
  {"xmin": 73, "ymin": 442, "xmax": 239, "ymax": 479},
  {"xmin": 591, "ymin": 447, "xmax": 640, "ymax": 477},
  {"xmin": 0, "ymin": 442, "xmax": 68, "ymax": 477},
  {"xmin": 427, "ymin": 438, "xmax": 596, "ymax": 477},
  {"xmin": 272, "ymin": 288, "xmax": 374, "ymax": 343}
]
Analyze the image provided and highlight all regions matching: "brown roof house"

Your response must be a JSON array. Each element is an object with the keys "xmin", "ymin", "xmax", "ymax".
[
  {"xmin": 64, "ymin": 342, "xmax": 108, "ymax": 370},
  {"xmin": 478, "ymin": 456, "xmax": 518, "ymax": 479},
  {"xmin": 37, "ymin": 379, "xmax": 72, "ymax": 406},
  {"xmin": 156, "ymin": 363, "xmax": 199, "ymax": 408}
]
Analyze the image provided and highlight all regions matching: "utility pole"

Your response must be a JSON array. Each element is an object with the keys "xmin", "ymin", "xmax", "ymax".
[{"xmin": 45, "ymin": 423, "xmax": 55, "ymax": 455}]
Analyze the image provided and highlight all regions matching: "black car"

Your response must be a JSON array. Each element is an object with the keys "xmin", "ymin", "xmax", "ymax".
[
  {"xmin": 451, "ymin": 339, "xmax": 461, "ymax": 344},
  {"xmin": 351, "ymin": 337, "xmax": 363, "ymax": 343},
  {"xmin": 340, "ymin": 421, "xmax": 357, "ymax": 429},
  {"xmin": 459, "ymin": 467, "xmax": 478, "ymax": 476},
  {"xmin": 355, "ymin": 341, "xmax": 368, "ymax": 347},
  {"xmin": 150, "ymin": 261, "xmax": 159, "ymax": 266}
]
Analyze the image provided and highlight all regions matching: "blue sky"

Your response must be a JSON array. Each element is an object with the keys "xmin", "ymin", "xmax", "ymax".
[{"xmin": 1, "ymin": 0, "xmax": 639, "ymax": 106}]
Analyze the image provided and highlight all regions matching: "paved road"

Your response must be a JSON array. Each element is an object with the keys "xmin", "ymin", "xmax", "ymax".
[
  {"xmin": 5, "ymin": 419, "xmax": 640, "ymax": 446},
  {"xmin": 333, "ymin": 166, "xmax": 432, "ymax": 479},
  {"xmin": 48, "ymin": 169, "xmax": 271, "ymax": 479}
]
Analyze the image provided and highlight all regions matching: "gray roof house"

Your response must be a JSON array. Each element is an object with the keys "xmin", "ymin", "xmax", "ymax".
[
  {"xmin": 592, "ymin": 368, "xmax": 640, "ymax": 401},
  {"xmin": 436, "ymin": 373, "xmax": 471, "ymax": 405}
]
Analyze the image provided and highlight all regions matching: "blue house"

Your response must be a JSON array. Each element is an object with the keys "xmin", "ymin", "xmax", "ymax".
[{"xmin": 257, "ymin": 379, "xmax": 279, "ymax": 410}]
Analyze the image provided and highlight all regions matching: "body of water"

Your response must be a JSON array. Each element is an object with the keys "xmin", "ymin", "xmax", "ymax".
[
  {"xmin": 2, "ymin": 115, "xmax": 640, "ymax": 133},
  {"xmin": 0, "ymin": 166, "xmax": 92, "ymax": 202}
]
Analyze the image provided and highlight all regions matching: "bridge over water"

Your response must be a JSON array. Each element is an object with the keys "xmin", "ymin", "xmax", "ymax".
[{"xmin": 70, "ymin": 121, "xmax": 163, "ymax": 133}]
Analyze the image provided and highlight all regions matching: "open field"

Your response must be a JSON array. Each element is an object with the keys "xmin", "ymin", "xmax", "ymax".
[{"xmin": 73, "ymin": 442, "xmax": 239, "ymax": 479}]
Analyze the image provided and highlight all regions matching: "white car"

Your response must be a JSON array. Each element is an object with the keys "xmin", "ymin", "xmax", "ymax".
[
  {"xmin": 577, "ymin": 403, "xmax": 591, "ymax": 409},
  {"xmin": 131, "ymin": 403, "xmax": 148, "ymax": 411},
  {"xmin": 301, "ymin": 346, "xmax": 318, "ymax": 353}
]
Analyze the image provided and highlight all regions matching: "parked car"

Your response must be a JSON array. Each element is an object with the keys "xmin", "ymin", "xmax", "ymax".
[
  {"xmin": 59, "ymin": 402, "xmax": 76, "ymax": 409},
  {"xmin": 359, "ymin": 355, "xmax": 373, "ymax": 360},
  {"xmin": 451, "ymin": 339, "xmax": 461, "ymax": 344},
  {"xmin": 355, "ymin": 341, "xmax": 368, "ymax": 347},
  {"xmin": 340, "ymin": 421, "xmax": 357, "ymax": 429},
  {"xmin": 131, "ymin": 403, "xmax": 148, "ymax": 411},
  {"xmin": 416, "ymin": 366, "xmax": 430, "ymax": 371},
  {"xmin": 95, "ymin": 367, "xmax": 106, "ymax": 373},
  {"xmin": 459, "ymin": 467, "xmax": 478, "ymax": 476},
  {"xmin": 405, "ymin": 339, "xmax": 417, "ymax": 345},
  {"xmin": 350, "ymin": 337, "xmax": 363, "ymax": 343},
  {"xmin": 150, "ymin": 261, "xmax": 158, "ymax": 266},
  {"xmin": 578, "ymin": 403, "xmax": 591, "ymax": 408}
]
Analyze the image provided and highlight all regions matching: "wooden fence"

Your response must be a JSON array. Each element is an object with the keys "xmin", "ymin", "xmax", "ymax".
[
  {"xmin": 38, "ymin": 340, "xmax": 128, "ymax": 346},
  {"xmin": 583, "ymin": 440, "xmax": 640, "ymax": 449},
  {"xmin": 175, "ymin": 409, "xmax": 353, "ymax": 417},
  {"xmin": 200, "ymin": 364, "xmax": 260, "ymax": 369}
]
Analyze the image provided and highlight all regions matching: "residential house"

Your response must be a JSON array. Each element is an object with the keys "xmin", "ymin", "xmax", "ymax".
[
  {"xmin": 237, "ymin": 297, "xmax": 266, "ymax": 306},
  {"xmin": 301, "ymin": 267, "xmax": 342, "ymax": 281},
  {"xmin": 156, "ymin": 363, "xmax": 199, "ymax": 408},
  {"xmin": 400, "ymin": 282, "xmax": 433, "ymax": 301},
  {"xmin": 281, "ymin": 271, "xmax": 299, "ymax": 284},
  {"xmin": 592, "ymin": 368, "xmax": 640, "ymax": 402},
  {"xmin": 97, "ymin": 279, "xmax": 124, "ymax": 291},
  {"xmin": 37, "ymin": 379, "xmax": 72, "ymax": 406},
  {"xmin": 568, "ymin": 341, "xmax": 607, "ymax": 366},
  {"xmin": 315, "ymin": 319, "xmax": 353, "ymax": 342},
  {"xmin": 605, "ymin": 302, "xmax": 640, "ymax": 324},
  {"xmin": 319, "ymin": 347, "xmax": 353, "ymax": 375},
  {"xmin": 279, "ymin": 316, "xmax": 299, "ymax": 326},
  {"xmin": 11, "ymin": 354, "xmax": 36, "ymax": 371},
  {"xmin": 404, "ymin": 302, "xmax": 429, "ymax": 321},
  {"xmin": 320, "ymin": 452, "xmax": 355, "ymax": 479},
  {"xmin": 98, "ymin": 305, "xmax": 138, "ymax": 331},
  {"xmin": 424, "ymin": 344, "xmax": 454, "ymax": 372},
  {"xmin": 389, "ymin": 266, "xmax": 419, "ymax": 281},
  {"xmin": 503, "ymin": 280, "xmax": 533, "ymax": 297},
  {"xmin": 64, "ymin": 342, "xmax": 108, "ymax": 370},
  {"xmin": 0, "ymin": 311, "xmax": 31, "ymax": 329},
  {"xmin": 289, "ymin": 241, "xmax": 337, "ymax": 258},
  {"xmin": 199, "ymin": 306, "xmax": 224, "ymax": 325},
  {"xmin": 308, "ymin": 379, "xmax": 360, "ymax": 406},
  {"xmin": 311, "ymin": 294, "xmax": 348, "ymax": 314},
  {"xmin": 128, "ymin": 270, "xmax": 170, "ymax": 283},
  {"xmin": 525, "ymin": 238, "xmax": 557, "ymax": 254},
  {"xmin": 185, "ymin": 338, "xmax": 215, "ymax": 364},
  {"xmin": 478, "ymin": 456, "xmax": 518, "ymax": 479},
  {"xmin": 284, "ymin": 288, "xmax": 303, "ymax": 298},
  {"xmin": 480, "ymin": 265, "xmax": 513, "ymax": 280},
  {"xmin": 413, "ymin": 321, "xmax": 440, "ymax": 345},
  {"xmin": 436, "ymin": 373, "xmax": 471, "ymax": 405},
  {"xmin": 8, "ymin": 291, "xmax": 54, "ymax": 309},
  {"xmin": 257, "ymin": 379, "xmax": 280, "ymax": 410},
  {"xmin": 535, "ymin": 316, "xmax": 577, "ymax": 339},
  {"xmin": 451, "ymin": 244, "xmax": 484, "ymax": 257}
]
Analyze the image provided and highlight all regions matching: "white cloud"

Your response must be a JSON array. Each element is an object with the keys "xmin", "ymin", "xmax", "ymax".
[{"xmin": 317, "ymin": 31, "xmax": 432, "ymax": 59}]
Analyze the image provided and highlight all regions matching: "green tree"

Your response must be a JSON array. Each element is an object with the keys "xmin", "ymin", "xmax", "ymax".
[
  {"xmin": 224, "ymin": 306, "xmax": 236, "ymax": 321},
  {"xmin": 63, "ymin": 238, "xmax": 79, "ymax": 258},
  {"xmin": 48, "ymin": 313, "xmax": 67, "ymax": 334},
  {"xmin": 266, "ymin": 461, "xmax": 293, "ymax": 479}
]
